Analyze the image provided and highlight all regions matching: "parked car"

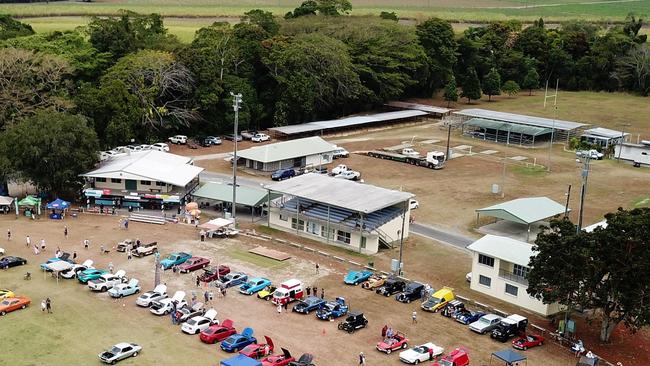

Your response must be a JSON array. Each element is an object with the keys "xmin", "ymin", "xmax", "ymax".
[
  {"xmin": 221, "ymin": 327, "xmax": 257, "ymax": 352},
  {"xmin": 178, "ymin": 256, "xmax": 210, "ymax": 273},
  {"xmin": 491, "ymin": 314, "xmax": 529, "ymax": 342},
  {"xmin": 0, "ymin": 256, "xmax": 27, "ymax": 269},
  {"xmin": 512, "ymin": 334, "xmax": 545, "ymax": 350},
  {"xmin": 168, "ymin": 135, "xmax": 188, "ymax": 144},
  {"xmin": 252, "ymin": 133, "xmax": 271, "ymax": 142},
  {"xmin": 224, "ymin": 134, "xmax": 243, "ymax": 142},
  {"xmin": 331, "ymin": 164, "xmax": 349, "ymax": 175},
  {"xmin": 151, "ymin": 143, "xmax": 170, "ymax": 152},
  {"xmin": 88, "ymin": 270, "xmax": 127, "ymax": 292},
  {"xmin": 240, "ymin": 335, "xmax": 274, "ymax": 359},
  {"xmin": 77, "ymin": 268, "xmax": 108, "ymax": 284},
  {"xmin": 344, "ymin": 270, "xmax": 373, "ymax": 285},
  {"xmin": 136, "ymin": 284, "xmax": 168, "ymax": 307},
  {"xmin": 182, "ymin": 308, "xmax": 218, "ymax": 334},
  {"xmin": 217, "ymin": 272, "xmax": 248, "ymax": 289},
  {"xmin": 316, "ymin": 297, "xmax": 348, "ymax": 320},
  {"xmin": 469, "ymin": 313, "xmax": 503, "ymax": 334},
  {"xmin": 116, "ymin": 239, "xmax": 134, "ymax": 252},
  {"xmin": 241, "ymin": 130, "xmax": 258, "ymax": 140},
  {"xmin": 576, "ymin": 149, "xmax": 604, "ymax": 160},
  {"xmin": 272, "ymin": 279, "xmax": 304, "ymax": 306},
  {"xmin": 361, "ymin": 274, "xmax": 387, "ymax": 290},
  {"xmin": 60, "ymin": 259, "xmax": 94, "ymax": 279},
  {"xmin": 0, "ymin": 296, "xmax": 30, "ymax": 316},
  {"xmin": 337, "ymin": 311, "xmax": 368, "ymax": 333},
  {"xmin": 440, "ymin": 299, "xmax": 465, "ymax": 318},
  {"xmin": 376, "ymin": 277, "xmax": 406, "ymax": 297},
  {"xmin": 261, "ymin": 348, "xmax": 295, "ymax": 366},
  {"xmin": 376, "ymin": 332, "xmax": 409, "ymax": 354},
  {"xmin": 398, "ymin": 343, "xmax": 444, "ymax": 364},
  {"xmin": 409, "ymin": 199, "xmax": 419, "ymax": 210},
  {"xmin": 396, "ymin": 282, "xmax": 425, "ymax": 304},
  {"xmin": 175, "ymin": 302, "xmax": 205, "ymax": 323},
  {"xmin": 0, "ymin": 289, "xmax": 15, "ymax": 300},
  {"xmin": 108, "ymin": 279, "xmax": 140, "ymax": 298},
  {"xmin": 292, "ymin": 296, "xmax": 326, "ymax": 315},
  {"xmin": 431, "ymin": 347, "xmax": 470, "ymax": 366},
  {"xmin": 334, "ymin": 170, "xmax": 361, "ymax": 181},
  {"xmin": 133, "ymin": 242, "xmax": 158, "ymax": 257},
  {"xmin": 332, "ymin": 147, "xmax": 349, "ymax": 159},
  {"xmin": 401, "ymin": 148, "xmax": 420, "ymax": 157},
  {"xmin": 199, "ymin": 265, "xmax": 231, "ymax": 283},
  {"xmin": 257, "ymin": 285, "xmax": 277, "ymax": 301},
  {"xmin": 200, "ymin": 136, "xmax": 222, "ymax": 146},
  {"xmin": 421, "ymin": 287, "xmax": 455, "ymax": 312},
  {"xmin": 160, "ymin": 252, "xmax": 192, "ymax": 270},
  {"xmin": 454, "ymin": 310, "xmax": 486, "ymax": 325},
  {"xmin": 239, "ymin": 277, "xmax": 272, "ymax": 295},
  {"xmin": 287, "ymin": 354, "xmax": 315, "ymax": 366},
  {"xmin": 200, "ymin": 319, "xmax": 237, "ymax": 344},
  {"xmin": 149, "ymin": 291, "xmax": 187, "ymax": 316},
  {"xmin": 271, "ymin": 168, "xmax": 296, "ymax": 181},
  {"xmin": 98, "ymin": 342, "xmax": 142, "ymax": 364}
]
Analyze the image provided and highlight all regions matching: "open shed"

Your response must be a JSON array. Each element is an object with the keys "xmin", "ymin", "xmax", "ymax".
[
  {"xmin": 193, "ymin": 182, "xmax": 280, "ymax": 222},
  {"xmin": 220, "ymin": 355, "xmax": 261, "ymax": 366},
  {"xmin": 490, "ymin": 349, "xmax": 527, "ymax": 366}
]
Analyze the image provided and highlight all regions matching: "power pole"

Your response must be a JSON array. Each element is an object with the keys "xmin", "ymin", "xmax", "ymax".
[
  {"xmin": 576, "ymin": 155, "xmax": 591, "ymax": 233},
  {"xmin": 564, "ymin": 184, "xmax": 571, "ymax": 218},
  {"xmin": 231, "ymin": 92, "xmax": 242, "ymax": 224},
  {"xmin": 544, "ymin": 79, "xmax": 559, "ymax": 172},
  {"xmin": 445, "ymin": 123, "xmax": 452, "ymax": 162}
]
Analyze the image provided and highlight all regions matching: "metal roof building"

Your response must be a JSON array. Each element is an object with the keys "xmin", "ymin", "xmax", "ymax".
[
  {"xmin": 237, "ymin": 136, "xmax": 337, "ymax": 172},
  {"xmin": 269, "ymin": 110, "xmax": 428, "ymax": 138},
  {"xmin": 581, "ymin": 127, "xmax": 629, "ymax": 147},
  {"xmin": 193, "ymin": 182, "xmax": 270, "ymax": 207},
  {"xmin": 385, "ymin": 101, "xmax": 451, "ymax": 116},
  {"xmin": 467, "ymin": 234, "xmax": 535, "ymax": 267}
]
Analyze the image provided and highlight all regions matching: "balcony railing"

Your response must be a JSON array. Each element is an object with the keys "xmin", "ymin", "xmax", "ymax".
[{"xmin": 499, "ymin": 268, "xmax": 528, "ymax": 286}]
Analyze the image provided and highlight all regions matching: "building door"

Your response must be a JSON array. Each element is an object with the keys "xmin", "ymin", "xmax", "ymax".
[
  {"xmin": 125, "ymin": 179, "xmax": 137, "ymax": 191},
  {"xmin": 293, "ymin": 157, "xmax": 303, "ymax": 167}
]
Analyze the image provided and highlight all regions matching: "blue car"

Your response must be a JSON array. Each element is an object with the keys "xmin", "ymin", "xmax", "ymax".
[
  {"xmin": 271, "ymin": 168, "xmax": 295, "ymax": 181},
  {"xmin": 77, "ymin": 269, "xmax": 108, "ymax": 283},
  {"xmin": 316, "ymin": 297, "xmax": 349, "ymax": 320},
  {"xmin": 239, "ymin": 277, "xmax": 272, "ymax": 295},
  {"xmin": 455, "ymin": 310, "xmax": 486, "ymax": 325},
  {"xmin": 292, "ymin": 296, "xmax": 326, "ymax": 314},
  {"xmin": 160, "ymin": 252, "xmax": 192, "ymax": 270},
  {"xmin": 220, "ymin": 327, "xmax": 257, "ymax": 352},
  {"xmin": 344, "ymin": 270, "xmax": 373, "ymax": 285}
]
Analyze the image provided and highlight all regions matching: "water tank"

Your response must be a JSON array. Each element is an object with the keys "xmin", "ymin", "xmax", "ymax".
[{"xmin": 491, "ymin": 184, "xmax": 500, "ymax": 194}]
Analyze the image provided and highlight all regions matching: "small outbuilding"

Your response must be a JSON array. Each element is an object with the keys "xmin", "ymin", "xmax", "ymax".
[
  {"xmin": 581, "ymin": 127, "xmax": 628, "ymax": 148},
  {"xmin": 193, "ymin": 182, "xmax": 278, "ymax": 221},
  {"xmin": 237, "ymin": 136, "xmax": 337, "ymax": 172},
  {"xmin": 614, "ymin": 140, "xmax": 650, "ymax": 166},
  {"xmin": 490, "ymin": 349, "xmax": 527, "ymax": 366}
]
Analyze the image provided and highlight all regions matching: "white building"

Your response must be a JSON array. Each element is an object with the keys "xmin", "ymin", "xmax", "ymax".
[
  {"xmin": 80, "ymin": 150, "xmax": 203, "ymax": 209},
  {"xmin": 581, "ymin": 127, "xmax": 628, "ymax": 148},
  {"xmin": 265, "ymin": 174, "xmax": 413, "ymax": 254},
  {"xmin": 467, "ymin": 234, "xmax": 562, "ymax": 316},
  {"xmin": 237, "ymin": 136, "xmax": 337, "ymax": 172},
  {"xmin": 614, "ymin": 141, "xmax": 650, "ymax": 166}
]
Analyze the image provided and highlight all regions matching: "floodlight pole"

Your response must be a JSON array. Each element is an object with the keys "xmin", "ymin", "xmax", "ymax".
[
  {"xmin": 544, "ymin": 79, "xmax": 559, "ymax": 172},
  {"xmin": 231, "ymin": 92, "xmax": 242, "ymax": 224},
  {"xmin": 445, "ymin": 123, "xmax": 452, "ymax": 162},
  {"xmin": 576, "ymin": 155, "xmax": 591, "ymax": 233}
]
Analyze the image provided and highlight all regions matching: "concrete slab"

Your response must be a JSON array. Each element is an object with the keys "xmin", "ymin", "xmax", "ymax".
[
  {"xmin": 454, "ymin": 145, "xmax": 473, "ymax": 150},
  {"xmin": 480, "ymin": 150, "xmax": 499, "ymax": 155},
  {"xmin": 420, "ymin": 139, "xmax": 441, "ymax": 144},
  {"xmin": 509, "ymin": 156, "xmax": 528, "ymax": 161},
  {"xmin": 248, "ymin": 246, "xmax": 291, "ymax": 261}
]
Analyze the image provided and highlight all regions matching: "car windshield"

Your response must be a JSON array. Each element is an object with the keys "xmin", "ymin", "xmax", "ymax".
[
  {"xmin": 438, "ymin": 360, "xmax": 453, "ymax": 366},
  {"xmin": 187, "ymin": 319, "xmax": 198, "ymax": 325},
  {"xmin": 414, "ymin": 346, "xmax": 426, "ymax": 353},
  {"xmin": 109, "ymin": 346, "xmax": 121, "ymax": 354},
  {"xmin": 224, "ymin": 336, "xmax": 237, "ymax": 344},
  {"xmin": 478, "ymin": 317, "xmax": 491, "ymax": 324}
]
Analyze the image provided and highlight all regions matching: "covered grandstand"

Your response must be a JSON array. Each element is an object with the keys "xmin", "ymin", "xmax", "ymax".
[
  {"xmin": 268, "ymin": 110, "xmax": 428, "ymax": 139},
  {"xmin": 385, "ymin": 101, "xmax": 451, "ymax": 116}
]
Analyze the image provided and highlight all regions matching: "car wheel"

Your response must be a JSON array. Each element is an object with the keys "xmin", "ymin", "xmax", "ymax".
[
  {"xmin": 338, "ymin": 324, "xmax": 344, "ymax": 330},
  {"xmin": 406, "ymin": 298, "xmax": 411, "ymax": 303},
  {"xmin": 111, "ymin": 361, "xmax": 116, "ymax": 365},
  {"xmin": 348, "ymin": 328, "xmax": 354, "ymax": 334},
  {"xmin": 539, "ymin": 341, "xmax": 543, "ymax": 346},
  {"xmin": 524, "ymin": 346, "xmax": 528, "ymax": 351},
  {"xmin": 119, "ymin": 294, "xmax": 123, "ymax": 298},
  {"xmin": 306, "ymin": 310, "xmax": 310, "ymax": 314},
  {"xmin": 386, "ymin": 349, "xmax": 391, "ymax": 354},
  {"xmin": 195, "ymin": 330, "xmax": 199, "ymax": 334},
  {"xmin": 403, "ymin": 343, "xmax": 408, "ymax": 349},
  {"xmin": 414, "ymin": 360, "xmax": 420, "ymax": 365},
  {"xmin": 133, "ymin": 352, "xmax": 138, "ymax": 357},
  {"xmin": 21, "ymin": 305, "xmax": 26, "ymax": 309},
  {"xmin": 0, "ymin": 311, "xmax": 5, "ymax": 316},
  {"xmin": 102, "ymin": 287, "xmax": 107, "ymax": 292}
]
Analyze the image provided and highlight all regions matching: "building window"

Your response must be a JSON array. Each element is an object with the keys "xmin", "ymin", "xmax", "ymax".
[
  {"xmin": 479, "ymin": 275, "xmax": 491, "ymax": 287},
  {"xmin": 140, "ymin": 180, "xmax": 151, "ymax": 186},
  {"xmin": 95, "ymin": 177, "xmax": 106, "ymax": 183},
  {"xmin": 478, "ymin": 254, "xmax": 495, "ymax": 267},
  {"xmin": 321, "ymin": 226, "xmax": 334, "ymax": 240},
  {"xmin": 336, "ymin": 230, "xmax": 351, "ymax": 244},
  {"xmin": 513, "ymin": 264, "xmax": 529, "ymax": 278},
  {"xmin": 155, "ymin": 181, "xmax": 166, "ymax": 187},
  {"xmin": 306, "ymin": 222, "xmax": 319, "ymax": 235},
  {"xmin": 291, "ymin": 218, "xmax": 305, "ymax": 231},
  {"xmin": 505, "ymin": 283, "xmax": 519, "ymax": 297},
  {"xmin": 279, "ymin": 214, "xmax": 288, "ymax": 221},
  {"xmin": 111, "ymin": 178, "xmax": 122, "ymax": 184}
]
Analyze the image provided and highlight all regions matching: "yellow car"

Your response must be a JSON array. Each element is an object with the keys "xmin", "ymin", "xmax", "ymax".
[
  {"xmin": 421, "ymin": 287, "xmax": 454, "ymax": 312},
  {"xmin": 256, "ymin": 285, "xmax": 277, "ymax": 301},
  {"xmin": 0, "ymin": 289, "xmax": 15, "ymax": 300},
  {"xmin": 361, "ymin": 274, "xmax": 387, "ymax": 290}
]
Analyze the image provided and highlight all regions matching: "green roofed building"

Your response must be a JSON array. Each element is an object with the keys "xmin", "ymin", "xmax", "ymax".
[{"xmin": 193, "ymin": 182, "xmax": 280, "ymax": 222}]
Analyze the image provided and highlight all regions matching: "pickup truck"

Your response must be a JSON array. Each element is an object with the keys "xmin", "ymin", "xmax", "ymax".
[
  {"xmin": 332, "ymin": 147, "xmax": 349, "ymax": 159},
  {"xmin": 169, "ymin": 135, "xmax": 188, "ymax": 144},
  {"xmin": 133, "ymin": 242, "xmax": 158, "ymax": 257},
  {"xmin": 331, "ymin": 164, "xmax": 349, "ymax": 175},
  {"xmin": 576, "ymin": 149, "xmax": 604, "ymax": 160},
  {"xmin": 401, "ymin": 148, "xmax": 420, "ymax": 157},
  {"xmin": 334, "ymin": 170, "xmax": 361, "ymax": 181},
  {"xmin": 88, "ymin": 270, "xmax": 127, "ymax": 292}
]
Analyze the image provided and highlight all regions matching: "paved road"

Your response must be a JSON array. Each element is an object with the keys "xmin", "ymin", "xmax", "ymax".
[{"xmin": 410, "ymin": 222, "xmax": 475, "ymax": 249}]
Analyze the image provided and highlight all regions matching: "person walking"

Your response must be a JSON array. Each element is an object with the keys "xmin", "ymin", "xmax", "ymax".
[
  {"xmin": 315, "ymin": 262, "xmax": 319, "ymax": 274},
  {"xmin": 64, "ymin": 226, "xmax": 68, "ymax": 238},
  {"xmin": 40, "ymin": 239, "xmax": 46, "ymax": 251},
  {"xmin": 33, "ymin": 244, "xmax": 39, "ymax": 255},
  {"xmin": 7, "ymin": 229, "xmax": 11, "ymax": 241},
  {"xmin": 204, "ymin": 290, "xmax": 210, "ymax": 304},
  {"xmin": 283, "ymin": 301, "xmax": 288, "ymax": 312},
  {"xmin": 46, "ymin": 298, "xmax": 52, "ymax": 314},
  {"xmin": 320, "ymin": 288, "xmax": 325, "ymax": 299},
  {"xmin": 358, "ymin": 352, "xmax": 366, "ymax": 365},
  {"xmin": 195, "ymin": 275, "xmax": 200, "ymax": 287},
  {"xmin": 124, "ymin": 219, "xmax": 129, "ymax": 229},
  {"xmin": 108, "ymin": 262, "xmax": 114, "ymax": 274},
  {"xmin": 100, "ymin": 244, "xmax": 105, "ymax": 254},
  {"xmin": 306, "ymin": 287, "xmax": 311, "ymax": 296},
  {"xmin": 41, "ymin": 299, "xmax": 46, "ymax": 312},
  {"xmin": 72, "ymin": 251, "xmax": 77, "ymax": 261},
  {"xmin": 26, "ymin": 235, "xmax": 31, "ymax": 247},
  {"xmin": 126, "ymin": 248, "xmax": 132, "ymax": 260},
  {"xmin": 84, "ymin": 239, "xmax": 89, "ymax": 250},
  {"xmin": 277, "ymin": 304, "xmax": 282, "ymax": 315},
  {"xmin": 313, "ymin": 286, "xmax": 317, "ymax": 297},
  {"xmin": 412, "ymin": 310, "xmax": 417, "ymax": 324}
]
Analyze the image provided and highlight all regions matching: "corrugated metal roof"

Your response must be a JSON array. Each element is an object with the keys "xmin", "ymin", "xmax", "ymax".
[
  {"xmin": 237, "ymin": 136, "xmax": 337, "ymax": 163},
  {"xmin": 465, "ymin": 118, "xmax": 552, "ymax": 136},
  {"xmin": 193, "ymin": 182, "xmax": 272, "ymax": 207},
  {"xmin": 467, "ymin": 234, "xmax": 535, "ymax": 266},
  {"xmin": 269, "ymin": 110, "xmax": 427, "ymax": 135},
  {"xmin": 385, "ymin": 101, "xmax": 451, "ymax": 114},
  {"xmin": 455, "ymin": 109, "xmax": 588, "ymax": 131},
  {"xmin": 476, "ymin": 197, "xmax": 567, "ymax": 224},
  {"xmin": 81, "ymin": 151, "xmax": 203, "ymax": 187},
  {"xmin": 265, "ymin": 173, "xmax": 413, "ymax": 214},
  {"xmin": 582, "ymin": 127, "xmax": 629, "ymax": 139}
]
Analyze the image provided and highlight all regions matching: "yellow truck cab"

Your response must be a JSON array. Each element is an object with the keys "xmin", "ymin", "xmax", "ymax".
[{"xmin": 421, "ymin": 287, "xmax": 454, "ymax": 312}]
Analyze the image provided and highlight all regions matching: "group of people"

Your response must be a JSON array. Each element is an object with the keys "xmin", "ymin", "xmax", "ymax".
[
  {"xmin": 305, "ymin": 285, "xmax": 325, "ymax": 299},
  {"xmin": 40, "ymin": 297, "xmax": 53, "ymax": 314},
  {"xmin": 572, "ymin": 339, "xmax": 598, "ymax": 359}
]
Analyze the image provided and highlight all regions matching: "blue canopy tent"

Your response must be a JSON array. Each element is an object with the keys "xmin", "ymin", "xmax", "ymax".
[
  {"xmin": 490, "ymin": 349, "xmax": 527, "ymax": 366},
  {"xmin": 220, "ymin": 355, "xmax": 261, "ymax": 366},
  {"xmin": 47, "ymin": 198, "xmax": 71, "ymax": 219}
]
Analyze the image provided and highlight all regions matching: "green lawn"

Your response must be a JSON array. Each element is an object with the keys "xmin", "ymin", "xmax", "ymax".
[{"xmin": 226, "ymin": 248, "xmax": 289, "ymax": 269}]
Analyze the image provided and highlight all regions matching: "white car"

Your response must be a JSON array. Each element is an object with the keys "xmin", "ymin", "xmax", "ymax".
[
  {"xmin": 181, "ymin": 308, "xmax": 218, "ymax": 334},
  {"xmin": 136, "ymin": 284, "xmax": 168, "ymax": 307},
  {"xmin": 151, "ymin": 142, "xmax": 170, "ymax": 152},
  {"xmin": 98, "ymin": 342, "xmax": 142, "ymax": 364},
  {"xmin": 334, "ymin": 170, "xmax": 361, "ymax": 181},
  {"xmin": 60, "ymin": 259, "xmax": 94, "ymax": 279},
  {"xmin": 331, "ymin": 164, "xmax": 349, "ymax": 175},
  {"xmin": 576, "ymin": 149, "xmax": 604, "ymax": 160},
  {"xmin": 99, "ymin": 150, "xmax": 125, "ymax": 161},
  {"xmin": 169, "ymin": 135, "xmax": 188, "ymax": 144},
  {"xmin": 332, "ymin": 147, "xmax": 349, "ymax": 159},
  {"xmin": 409, "ymin": 199, "xmax": 419, "ymax": 210},
  {"xmin": 401, "ymin": 148, "xmax": 420, "ymax": 158},
  {"xmin": 88, "ymin": 270, "xmax": 127, "ymax": 292},
  {"xmin": 0, "ymin": 247, "xmax": 4, "ymax": 255},
  {"xmin": 251, "ymin": 133, "xmax": 270, "ymax": 142},
  {"xmin": 150, "ymin": 291, "xmax": 187, "ymax": 315},
  {"xmin": 469, "ymin": 313, "xmax": 503, "ymax": 334},
  {"xmin": 399, "ymin": 342, "xmax": 444, "ymax": 364}
]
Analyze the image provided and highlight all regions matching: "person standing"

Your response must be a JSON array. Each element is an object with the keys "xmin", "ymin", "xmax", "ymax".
[
  {"xmin": 108, "ymin": 262, "xmax": 114, "ymax": 274},
  {"xmin": 277, "ymin": 304, "xmax": 282, "ymax": 315},
  {"xmin": 283, "ymin": 301, "xmax": 288, "ymax": 312},
  {"xmin": 40, "ymin": 238, "xmax": 46, "ymax": 251},
  {"xmin": 313, "ymin": 286, "xmax": 317, "ymax": 297},
  {"xmin": 358, "ymin": 352, "xmax": 366, "ymax": 365},
  {"xmin": 315, "ymin": 262, "xmax": 319, "ymax": 274},
  {"xmin": 26, "ymin": 235, "xmax": 31, "ymax": 247},
  {"xmin": 63, "ymin": 226, "xmax": 68, "ymax": 239},
  {"xmin": 126, "ymin": 248, "xmax": 132, "ymax": 260},
  {"xmin": 46, "ymin": 298, "xmax": 52, "ymax": 314},
  {"xmin": 320, "ymin": 288, "xmax": 325, "ymax": 299},
  {"xmin": 306, "ymin": 287, "xmax": 311, "ymax": 296},
  {"xmin": 41, "ymin": 299, "xmax": 46, "ymax": 312},
  {"xmin": 7, "ymin": 229, "xmax": 11, "ymax": 241},
  {"xmin": 382, "ymin": 324, "xmax": 388, "ymax": 338},
  {"xmin": 204, "ymin": 290, "xmax": 210, "ymax": 304},
  {"xmin": 412, "ymin": 310, "xmax": 417, "ymax": 324},
  {"xmin": 195, "ymin": 275, "xmax": 200, "ymax": 287},
  {"xmin": 72, "ymin": 251, "xmax": 77, "ymax": 261},
  {"xmin": 84, "ymin": 239, "xmax": 89, "ymax": 250}
]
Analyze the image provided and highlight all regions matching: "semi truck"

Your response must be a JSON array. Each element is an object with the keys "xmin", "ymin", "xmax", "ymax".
[{"xmin": 367, "ymin": 149, "xmax": 445, "ymax": 170}]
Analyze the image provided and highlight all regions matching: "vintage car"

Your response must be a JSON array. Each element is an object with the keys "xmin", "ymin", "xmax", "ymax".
[
  {"xmin": 200, "ymin": 319, "xmax": 237, "ymax": 344},
  {"xmin": 0, "ymin": 289, "xmax": 15, "ymax": 300},
  {"xmin": 469, "ymin": 313, "xmax": 503, "ymax": 334},
  {"xmin": 116, "ymin": 239, "xmax": 134, "ymax": 252},
  {"xmin": 239, "ymin": 277, "xmax": 272, "ymax": 295},
  {"xmin": 292, "ymin": 296, "xmax": 326, "ymax": 315},
  {"xmin": 77, "ymin": 268, "xmax": 108, "ymax": 284},
  {"xmin": 198, "ymin": 265, "xmax": 231, "ymax": 283},
  {"xmin": 178, "ymin": 256, "xmax": 210, "ymax": 273},
  {"xmin": 376, "ymin": 332, "xmax": 409, "ymax": 354},
  {"xmin": 220, "ymin": 327, "xmax": 257, "ymax": 353},
  {"xmin": 181, "ymin": 309, "xmax": 218, "ymax": 334},
  {"xmin": 108, "ymin": 278, "xmax": 140, "ymax": 298},
  {"xmin": 376, "ymin": 277, "xmax": 406, "ymax": 297},
  {"xmin": 175, "ymin": 302, "xmax": 205, "ymax": 323},
  {"xmin": 432, "ymin": 347, "xmax": 470, "ymax": 366},
  {"xmin": 454, "ymin": 309, "xmax": 485, "ymax": 325},
  {"xmin": 160, "ymin": 252, "xmax": 192, "ymax": 270},
  {"xmin": 240, "ymin": 335, "xmax": 274, "ymax": 359},
  {"xmin": 98, "ymin": 342, "xmax": 142, "ymax": 364},
  {"xmin": 512, "ymin": 334, "xmax": 545, "ymax": 350},
  {"xmin": 396, "ymin": 282, "xmax": 425, "ymax": 304},
  {"xmin": 337, "ymin": 311, "xmax": 368, "ymax": 333},
  {"xmin": 0, "ymin": 256, "xmax": 27, "ymax": 269},
  {"xmin": 133, "ymin": 242, "xmax": 158, "ymax": 257},
  {"xmin": 257, "ymin": 285, "xmax": 277, "ymax": 301},
  {"xmin": 316, "ymin": 297, "xmax": 348, "ymax": 320},
  {"xmin": 149, "ymin": 291, "xmax": 187, "ymax": 316},
  {"xmin": 343, "ymin": 270, "xmax": 373, "ymax": 285},
  {"xmin": 422, "ymin": 287, "xmax": 455, "ymax": 313},
  {"xmin": 398, "ymin": 343, "xmax": 444, "ymax": 364},
  {"xmin": 136, "ymin": 284, "xmax": 168, "ymax": 307},
  {"xmin": 441, "ymin": 299, "xmax": 465, "ymax": 318},
  {"xmin": 361, "ymin": 274, "xmax": 387, "ymax": 290},
  {"xmin": 0, "ymin": 296, "xmax": 30, "ymax": 315},
  {"xmin": 60, "ymin": 259, "xmax": 94, "ymax": 279},
  {"xmin": 491, "ymin": 314, "xmax": 529, "ymax": 342},
  {"xmin": 287, "ymin": 354, "xmax": 315, "ymax": 366},
  {"xmin": 217, "ymin": 272, "xmax": 248, "ymax": 289},
  {"xmin": 261, "ymin": 348, "xmax": 295, "ymax": 366},
  {"xmin": 88, "ymin": 270, "xmax": 127, "ymax": 292}
]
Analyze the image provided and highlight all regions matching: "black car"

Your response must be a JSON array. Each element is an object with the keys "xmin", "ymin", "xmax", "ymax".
[
  {"xmin": 337, "ymin": 311, "xmax": 368, "ymax": 333},
  {"xmin": 288, "ymin": 353, "xmax": 315, "ymax": 366},
  {"xmin": 376, "ymin": 277, "xmax": 406, "ymax": 297},
  {"xmin": 395, "ymin": 282, "xmax": 425, "ymax": 304},
  {"xmin": 0, "ymin": 256, "xmax": 27, "ymax": 269},
  {"xmin": 491, "ymin": 314, "xmax": 528, "ymax": 342},
  {"xmin": 440, "ymin": 299, "xmax": 465, "ymax": 318},
  {"xmin": 292, "ymin": 296, "xmax": 326, "ymax": 314}
]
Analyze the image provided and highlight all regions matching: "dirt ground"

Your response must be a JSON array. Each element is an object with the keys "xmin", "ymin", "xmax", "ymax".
[{"xmin": 1, "ymin": 214, "xmax": 581, "ymax": 366}]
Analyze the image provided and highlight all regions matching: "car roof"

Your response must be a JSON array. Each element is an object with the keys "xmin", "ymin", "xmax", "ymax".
[
  {"xmin": 433, "ymin": 288, "xmax": 453, "ymax": 297},
  {"xmin": 114, "ymin": 342, "xmax": 133, "ymax": 348},
  {"xmin": 507, "ymin": 314, "xmax": 527, "ymax": 322},
  {"xmin": 483, "ymin": 314, "xmax": 502, "ymax": 320}
]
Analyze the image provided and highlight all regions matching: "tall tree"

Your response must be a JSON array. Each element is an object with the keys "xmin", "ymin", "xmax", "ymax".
[
  {"xmin": 443, "ymin": 77, "xmax": 458, "ymax": 107},
  {"xmin": 502, "ymin": 80, "xmax": 520, "ymax": 97},
  {"xmin": 483, "ymin": 67, "xmax": 502, "ymax": 101},
  {"xmin": 416, "ymin": 18, "xmax": 458, "ymax": 91},
  {"xmin": 613, "ymin": 43, "xmax": 650, "ymax": 96},
  {"xmin": 461, "ymin": 68, "xmax": 482, "ymax": 103},
  {"xmin": 0, "ymin": 111, "xmax": 99, "ymax": 196},
  {"xmin": 522, "ymin": 67, "xmax": 540, "ymax": 95}
]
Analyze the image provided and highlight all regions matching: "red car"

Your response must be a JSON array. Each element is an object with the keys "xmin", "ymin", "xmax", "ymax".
[
  {"xmin": 178, "ymin": 256, "xmax": 211, "ymax": 273},
  {"xmin": 199, "ymin": 319, "xmax": 237, "ymax": 344},
  {"xmin": 432, "ymin": 347, "xmax": 470, "ymax": 366},
  {"xmin": 261, "ymin": 348, "xmax": 295, "ymax": 366},
  {"xmin": 0, "ymin": 296, "xmax": 31, "ymax": 316},
  {"xmin": 198, "ymin": 265, "xmax": 231, "ymax": 282},
  {"xmin": 240, "ymin": 335, "xmax": 274, "ymax": 359},
  {"xmin": 376, "ymin": 332, "xmax": 409, "ymax": 354},
  {"xmin": 512, "ymin": 334, "xmax": 545, "ymax": 350}
]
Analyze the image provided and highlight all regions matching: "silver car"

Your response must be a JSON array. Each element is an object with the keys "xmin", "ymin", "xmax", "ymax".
[
  {"xmin": 98, "ymin": 342, "xmax": 141, "ymax": 364},
  {"xmin": 469, "ymin": 313, "xmax": 502, "ymax": 334}
]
